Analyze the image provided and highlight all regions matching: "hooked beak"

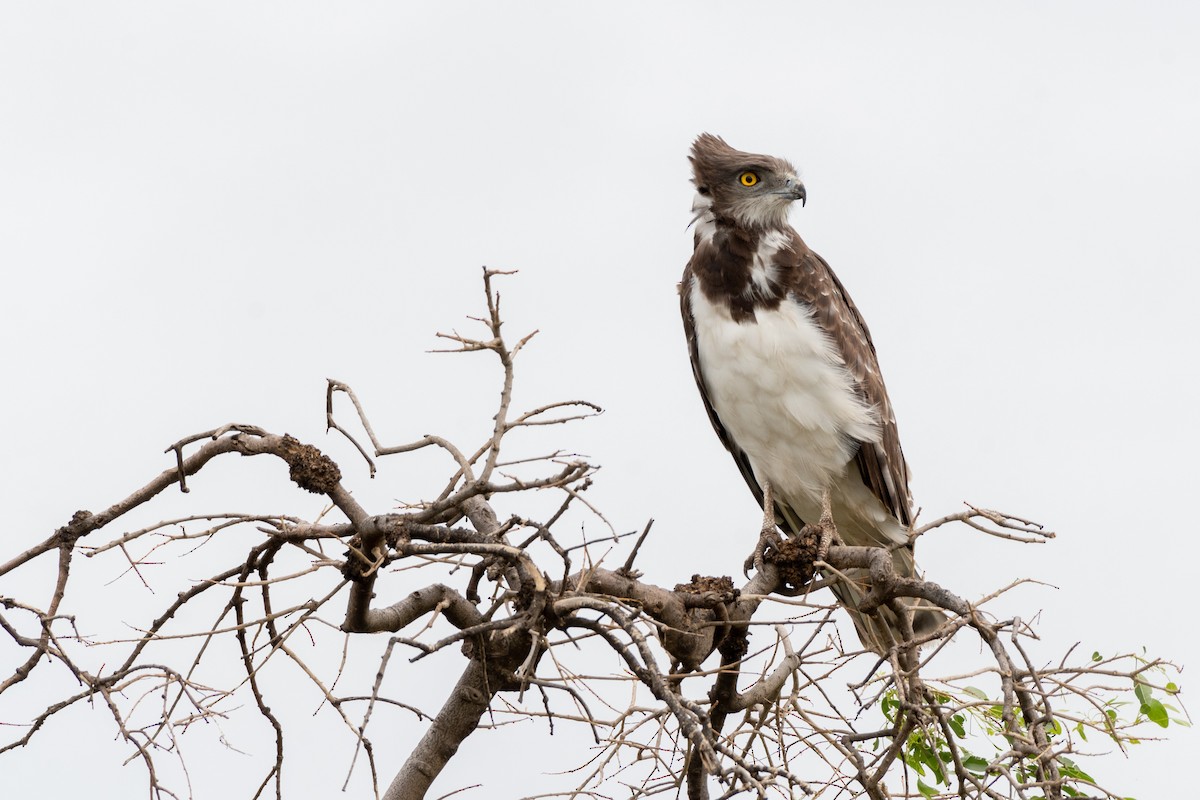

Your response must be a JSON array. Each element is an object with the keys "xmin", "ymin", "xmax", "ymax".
[
  {"xmin": 790, "ymin": 178, "xmax": 807, "ymax": 207},
  {"xmin": 776, "ymin": 177, "xmax": 806, "ymax": 207}
]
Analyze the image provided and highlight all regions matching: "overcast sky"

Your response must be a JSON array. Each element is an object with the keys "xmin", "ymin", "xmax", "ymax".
[{"xmin": 2, "ymin": 3, "xmax": 1198, "ymax": 798}]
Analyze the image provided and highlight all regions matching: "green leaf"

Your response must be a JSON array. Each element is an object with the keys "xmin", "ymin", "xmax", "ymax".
[
  {"xmin": 963, "ymin": 685, "xmax": 990, "ymax": 700},
  {"xmin": 902, "ymin": 746, "xmax": 927, "ymax": 777},
  {"xmin": 1134, "ymin": 682, "xmax": 1152, "ymax": 705},
  {"xmin": 917, "ymin": 779, "xmax": 937, "ymax": 798},
  {"xmin": 1142, "ymin": 698, "xmax": 1170, "ymax": 728},
  {"xmin": 949, "ymin": 715, "xmax": 966, "ymax": 738},
  {"xmin": 1166, "ymin": 681, "xmax": 1179, "ymax": 694},
  {"xmin": 907, "ymin": 736, "xmax": 947, "ymax": 785},
  {"xmin": 1058, "ymin": 757, "xmax": 1094, "ymax": 782},
  {"xmin": 962, "ymin": 756, "xmax": 989, "ymax": 775},
  {"xmin": 1092, "ymin": 651, "xmax": 1103, "ymax": 662},
  {"xmin": 1075, "ymin": 721, "xmax": 1087, "ymax": 742}
]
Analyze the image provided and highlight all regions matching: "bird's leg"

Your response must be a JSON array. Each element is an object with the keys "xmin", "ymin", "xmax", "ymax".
[
  {"xmin": 744, "ymin": 479, "xmax": 783, "ymax": 576},
  {"xmin": 813, "ymin": 487, "xmax": 839, "ymax": 563},
  {"xmin": 761, "ymin": 480, "xmax": 776, "ymax": 538}
]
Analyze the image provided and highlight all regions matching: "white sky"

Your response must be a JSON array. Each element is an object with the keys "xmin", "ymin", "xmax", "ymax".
[{"xmin": 2, "ymin": 3, "xmax": 1198, "ymax": 798}]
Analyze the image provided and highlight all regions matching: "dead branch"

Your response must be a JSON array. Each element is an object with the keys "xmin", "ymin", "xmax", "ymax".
[{"xmin": 2, "ymin": 271, "xmax": 1181, "ymax": 800}]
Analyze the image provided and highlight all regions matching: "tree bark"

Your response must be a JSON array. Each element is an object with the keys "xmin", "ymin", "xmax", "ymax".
[{"xmin": 383, "ymin": 658, "xmax": 495, "ymax": 800}]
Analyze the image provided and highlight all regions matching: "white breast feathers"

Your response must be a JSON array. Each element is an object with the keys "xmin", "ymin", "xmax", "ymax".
[{"xmin": 688, "ymin": 278, "xmax": 880, "ymax": 517}]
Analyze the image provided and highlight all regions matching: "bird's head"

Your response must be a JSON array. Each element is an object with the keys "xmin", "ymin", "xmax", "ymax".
[{"xmin": 689, "ymin": 133, "xmax": 806, "ymax": 231}]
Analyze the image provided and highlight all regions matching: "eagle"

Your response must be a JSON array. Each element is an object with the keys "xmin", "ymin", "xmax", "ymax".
[{"xmin": 679, "ymin": 133, "xmax": 942, "ymax": 654}]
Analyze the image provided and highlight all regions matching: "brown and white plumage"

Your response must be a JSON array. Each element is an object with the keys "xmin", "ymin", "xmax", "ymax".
[{"xmin": 679, "ymin": 133, "xmax": 940, "ymax": 653}]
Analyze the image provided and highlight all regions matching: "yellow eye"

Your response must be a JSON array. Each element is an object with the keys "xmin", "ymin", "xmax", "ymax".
[{"xmin": 739, "ymin": 171, "xmax": 759, "ymax": 187}]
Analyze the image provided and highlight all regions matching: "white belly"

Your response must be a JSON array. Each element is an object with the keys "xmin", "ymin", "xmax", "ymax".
[{"xmin": 689, "ymin": 281, "xmax": 883, "ymax": 528}]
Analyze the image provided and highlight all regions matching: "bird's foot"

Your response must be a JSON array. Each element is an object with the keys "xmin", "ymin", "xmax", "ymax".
[
  {"xmin": 812, "ymin": 487, "xmax": 840, "ymax": 562},
  {"xmin": 744, "ymin": 480, "xmax": 782, "ymax": 576},
  {"xmin": 744, "ymin": 528, "xmax": 784, "ymax": 577},
  {"xmin": 806, "ymin": 521, "xmax": 836, "ymax": 566}
]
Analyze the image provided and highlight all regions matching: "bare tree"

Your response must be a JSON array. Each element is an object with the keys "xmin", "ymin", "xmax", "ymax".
[{"xmin": 0, "ymin": 270, "xmax": 1185, "ymax": 800}]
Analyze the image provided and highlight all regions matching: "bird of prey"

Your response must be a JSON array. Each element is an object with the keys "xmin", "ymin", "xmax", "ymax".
[{"xmin": 679, "ymin": 133, "xmax": 942, "ymax": 654}]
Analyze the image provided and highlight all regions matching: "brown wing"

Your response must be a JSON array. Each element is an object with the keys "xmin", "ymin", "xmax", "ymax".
[{"xmin": 781, "ymin": 234, "xmax": 914, "ymax": 528}]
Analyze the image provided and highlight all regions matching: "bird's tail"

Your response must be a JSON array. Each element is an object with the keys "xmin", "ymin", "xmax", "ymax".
[{"xmin": 825, "ymin": 545, "xmax": 947, "ymax": 656}]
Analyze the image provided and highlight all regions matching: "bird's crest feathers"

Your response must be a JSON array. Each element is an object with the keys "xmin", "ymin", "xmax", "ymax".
[{"xmin": 689, "ymin": 133, "xmax": 804, "ymax": 231}]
